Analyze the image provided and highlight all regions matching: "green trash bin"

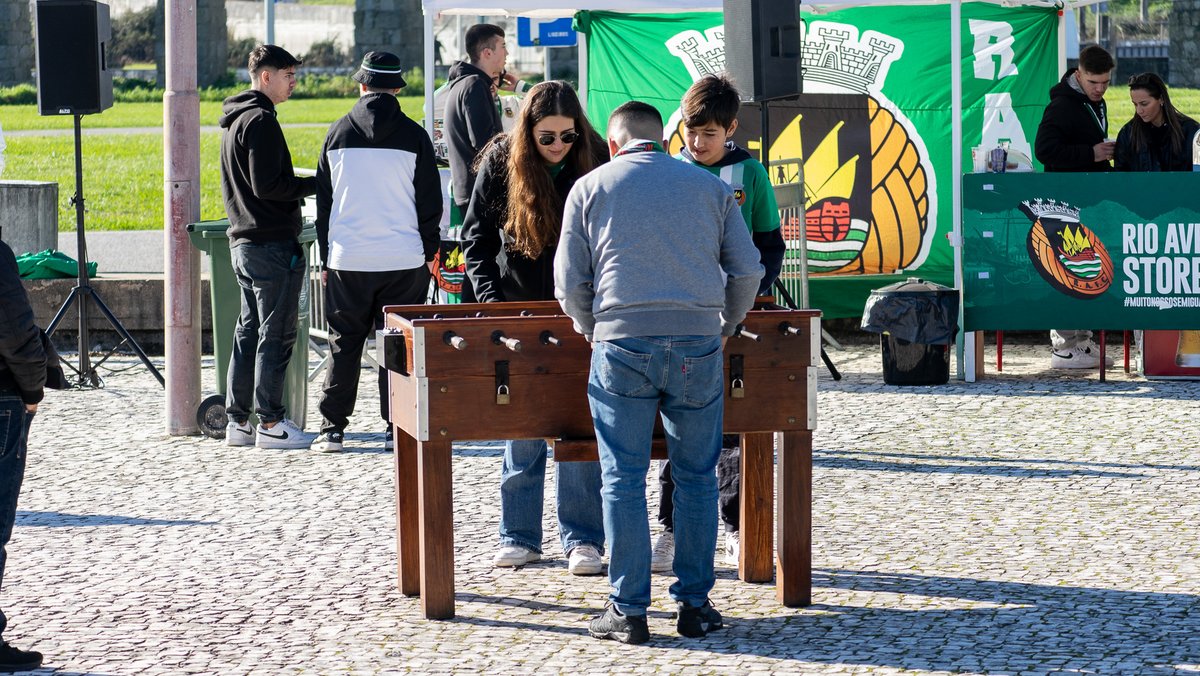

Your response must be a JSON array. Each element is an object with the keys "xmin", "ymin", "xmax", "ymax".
[{"xmin": 186, "ymin": 218, "xmax": 313, "ymax": 437}]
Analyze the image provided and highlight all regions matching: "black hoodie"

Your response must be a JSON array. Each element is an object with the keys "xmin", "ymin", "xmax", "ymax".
[
  {"xmin": 1034, "ymin": 69, "xmax": 1113, "ymax": 173},
  {"xmin": 315, "ymin": 92, "xmax": 443, "ymax": 269},
  {"xmin": 442, "ymin": 61, "xmax": 503, "ymax": 206},
  {"xmin": 218, "ymin": 89, "xmax": 317, "ymax": 246}
]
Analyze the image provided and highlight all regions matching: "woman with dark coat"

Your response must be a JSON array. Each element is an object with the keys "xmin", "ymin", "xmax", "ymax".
[
  {"xmin": 462, "ymin": 80, "xmax": 609, "ymax": 574},
  {"xmin": 1114, "ymin": 72, "xmax": 1200, "ymax": 172}
]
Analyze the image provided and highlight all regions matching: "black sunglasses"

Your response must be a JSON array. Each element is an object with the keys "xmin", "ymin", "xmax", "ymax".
[{"xmin": 536, "ymin": 131, "xmax": 580, "ymax": 146}]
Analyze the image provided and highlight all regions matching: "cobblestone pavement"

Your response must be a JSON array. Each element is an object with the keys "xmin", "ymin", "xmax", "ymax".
[{"xmin": 5, "ymin": 338, "xmax": 1199, "ymax": 674}]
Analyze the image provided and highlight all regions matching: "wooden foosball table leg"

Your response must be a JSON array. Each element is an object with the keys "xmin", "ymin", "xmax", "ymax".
[
  {"xmin": 394, "ymin": 428, "xmax": 420, "ymax": 596},
  {"xmin": 776, "ymin": 430, "xmax": 812, "ymax": 607},
  {"xmin": 739, "ymin": 431, "xmax": 774, "ymax": 582},
  {"xmin": 418, "ymin": 439, "xmax": 456, "ymax": 619}
]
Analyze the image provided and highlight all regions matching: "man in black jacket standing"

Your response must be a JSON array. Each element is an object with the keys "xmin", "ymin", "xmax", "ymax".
[
  {"xmin": 309, "ymin": 52, "xmax": 442, "ymax": 453},
  {"xmin": 443, "ymin": 23, "xmax": 525, "ymax": 301},
  {"xmin": 1033, "ymin": 44, "xmax": 1116, "ymax": 369},
  {"xmin": 0, "ymin": 240, "xmax": 47, "ymax": 672},
  {"xmin": 219, "ymin": 44, "xmax": 318, "ymax": 448}
]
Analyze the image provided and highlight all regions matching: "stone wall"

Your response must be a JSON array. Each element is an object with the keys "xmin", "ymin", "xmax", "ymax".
[
  {"xmin": 226, "ymin": 0, "xmax": 354, "ymax": 59},
  {"xmin": 354, "ymin": 0, "xmax": 422, "ymax": 69},
  {"xmin": 0, "ymin": 0, "xmax": 33, "ymax": 86},
  {"xmin": 1169, "ymin": 0, "xmax": 1200, "ymax": 88}
]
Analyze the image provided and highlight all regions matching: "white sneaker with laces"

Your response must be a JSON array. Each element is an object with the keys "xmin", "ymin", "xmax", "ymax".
[
  {"xmin": 255, "ymin": 418, "xmax": 312, "ymax": 449},
  {"xmin": 723, "ymin": 531, "xmax": 740, "ymax": 566},
  {"xmin": 650, "ymin": 532, "xmax": 675, "ymax": 573},
  {"xmin": 567, "ymin": 545, "xmax": 604, "ymax": 576},
  {"xmin": 492, "ymin": 544, "xmax": 541, "ymax": 568},
  {"xmin": 1050, "ymin": 342, "xmax": 1111, "ymax": 369},
  {"xmin": 226, "ymin": 420, "xmax": 254, "ymax": 447}
]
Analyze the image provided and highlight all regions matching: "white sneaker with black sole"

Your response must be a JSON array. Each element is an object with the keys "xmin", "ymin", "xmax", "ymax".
[
  {"xmin": 310, "ymin": 431, "xmax": 344, "ymax": 453},
  {"xmin": 226, "ymin": 420, "xmax": 255, "ymax": 447},
  {"xmin": 255, "ymin": 418, "xmax": 312, "ymax": 449}
]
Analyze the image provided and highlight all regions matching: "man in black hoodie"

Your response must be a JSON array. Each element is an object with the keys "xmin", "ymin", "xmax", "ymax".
[
  {"xmin": 309, "ymin": 52, "xmax": 442, "ymax": 453},
  {"xmin": 0, "ymin": 240, "xmax": 47, "ymax": 672},
  {"xmin": 1033, "ymin": 44, "xmax": 1116, "ymax": 370},
  {"xmin": 218, "ymin": 44, "xmax": 318, "ymax": 448},
  {"xmin": 443, "ymin": 23, "xmax": 526, "ymax": 301}
]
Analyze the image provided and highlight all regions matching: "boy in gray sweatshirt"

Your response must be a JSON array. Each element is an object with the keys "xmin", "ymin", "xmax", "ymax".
[{"xmin": 554, "ymin": 101, "xmax": 763, "ymax": 644}]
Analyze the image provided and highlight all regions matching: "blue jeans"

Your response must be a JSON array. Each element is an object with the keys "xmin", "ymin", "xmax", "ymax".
[
  {"xmin": 227, "ymin": 240, "xmax": 305, "ymax": 424},
  {"xmin": 588, "ymin": 335, "xmax": 724, "ymax": 616},
  {"xmin": 499, "ymin": 439, "xmax": 605, "ymax": 555},
  {"xmin": 0, "ymin": 392, "xmax": 34, "ymax": 638}
]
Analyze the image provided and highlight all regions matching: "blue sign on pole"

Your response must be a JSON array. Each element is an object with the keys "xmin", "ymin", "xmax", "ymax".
[{"xmin": 516, "ymin": 17, "xmax": 578, "ymax": 48}]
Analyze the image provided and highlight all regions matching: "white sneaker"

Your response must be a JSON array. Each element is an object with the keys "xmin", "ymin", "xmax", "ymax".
[
  {"xmin": 723, "ymin": 531, "xmax": 740, "ymax": 566},
  {"xmin": 1050, "ymin": 342, "xmax": 1112, "ymax": 369},
  {"xmin": 255, "ymin": 418, "xmax": 312, "ymax": 449},
  {"xmin": 650, "ymin": 532, "xmax": 675, "ymax": 573},
  {"xmin": 492, "ymin": 544, "xmax": 541, "ymax": 568},
  {"xmin": 226, "ymin": 420, "xmax": 254, "ymax": 447},
  {"xmin": 567, "ymin": 545, "xmax": 604, "ymax": 576}
]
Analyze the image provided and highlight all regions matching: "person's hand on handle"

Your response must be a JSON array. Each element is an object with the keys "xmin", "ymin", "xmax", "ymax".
[{"xmin": 1094, "ymin": 140, "xmax": 1115, "ymax": 162}]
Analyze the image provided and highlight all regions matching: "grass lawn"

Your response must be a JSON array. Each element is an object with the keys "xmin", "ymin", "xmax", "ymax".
[
  {"xmin": 0, "ymin": 96, "xmax": 422, "ymax": 231},
  {"xmin": 3, "ymin": 87, "xmax": 1198, "ymax": 232}
]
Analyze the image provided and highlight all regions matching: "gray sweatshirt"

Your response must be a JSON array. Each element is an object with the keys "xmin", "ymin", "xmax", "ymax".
[{"xmin": 554, "ymin": 146, "xmax": 764, "ymax": 341}]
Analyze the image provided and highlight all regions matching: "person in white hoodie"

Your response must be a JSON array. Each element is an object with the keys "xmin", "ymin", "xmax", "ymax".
[{"xmin": 310, "ymin": 52, "xmax": 443, "ymax": 453}]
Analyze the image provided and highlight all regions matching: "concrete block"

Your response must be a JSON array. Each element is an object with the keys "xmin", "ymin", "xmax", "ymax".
[{"xmin": 0, "ymin": 180, "xmax": 59, "ymax": 257}]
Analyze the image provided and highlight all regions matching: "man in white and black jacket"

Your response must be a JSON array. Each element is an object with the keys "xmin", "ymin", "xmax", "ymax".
[{"xmin": 310, "ymin": 51, "xmax": 443, "ymax": 453}]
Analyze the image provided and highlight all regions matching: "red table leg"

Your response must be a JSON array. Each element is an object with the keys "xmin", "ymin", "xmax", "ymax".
[
  {"xmin": 739, "ymin": 432, "xmax": 774, "ymax": 583},
  {"xmin": 394, "ymin": 427, "xmax": 420, "ymax": 597},
  {"xmin": 418, "ymin": 439, "xmax": 455, "ymax": 619},
  {"xmin": 776, "ymin": 430, "xmax": 812, "ymax": 607}
]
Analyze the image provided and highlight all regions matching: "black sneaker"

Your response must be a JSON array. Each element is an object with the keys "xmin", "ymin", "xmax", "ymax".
[
  {"xmin": 588, "ymin": 604, "xmax": 650, "ymax": 645},
  {"xmin": 310, "ymin": 430, "xmax": 344, "ymax": 453},
  {"xmin": 0, "ymin": 640, "xmax": 43, "ymax": 672},
  {"xmin": 675, "ymin": 599, "xmax": 723, "ymax": 638}
]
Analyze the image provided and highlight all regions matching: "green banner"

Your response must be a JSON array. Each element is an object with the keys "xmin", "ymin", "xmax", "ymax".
[
  {"xmin": 963, "ymin": 173, "xmax": 1200, "ymax": 330},
  {"xmin": 577, "ymin": 7, "xmax": 1059, "ymax": 319}
]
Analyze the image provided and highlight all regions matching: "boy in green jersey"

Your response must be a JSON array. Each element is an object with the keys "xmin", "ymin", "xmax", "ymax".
[{"xmin": 652, "ymin": 74, "xmax": 786, "ymax": 572}]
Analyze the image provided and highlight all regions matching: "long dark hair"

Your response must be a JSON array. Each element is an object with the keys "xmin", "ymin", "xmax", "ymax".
[
  {"xmin": 1125, "ymin": 72, "xmax": 1198, "ymax": 156},
  {"xmin": 476, "ymin": 81, "xmax": 600, "ymax": 259}
]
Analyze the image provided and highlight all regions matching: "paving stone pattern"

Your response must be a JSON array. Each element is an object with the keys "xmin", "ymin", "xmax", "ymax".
[{"xmin": 5, "ymin": 340, "xmax": 1200, "ymax": 674}]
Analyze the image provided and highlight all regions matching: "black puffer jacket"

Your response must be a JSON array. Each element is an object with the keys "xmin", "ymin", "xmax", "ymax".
[
  {"xmin": 1034, "ymin": 69, "xmax": 1113, "ymax": 173},
  {"xmin": 0, "ymin": 241, "xmax": 47, "ymax": 404},
  {"xmin": 1114, "ymin": 116, "xmax": 1200, "ymax": 172},
  {"xmin": 461, "ymin": 135, "xmax": 606, "ymax": 303}
]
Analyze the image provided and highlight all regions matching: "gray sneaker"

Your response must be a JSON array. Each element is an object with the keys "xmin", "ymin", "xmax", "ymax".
[
  {"xmin": 255, "ymin": 419, "xmax": 312, "ymax": 449},
  {"xmin": 310, "ymin": 430, "xmax": 344, "ymax": 453},
  {"xmin": 589, "ymin": 604, "xmax": 649, "ymax": 645},
  {"xmin": 226, "ymin": 420, "xmax": 254, "ymax": 447}
]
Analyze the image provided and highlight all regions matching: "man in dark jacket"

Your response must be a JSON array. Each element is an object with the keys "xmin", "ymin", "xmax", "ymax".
[
  {"xmin": 1033, "ymin": 44, "xmax": 1116, "ymax": 370},
  {"xmin": 443, "ymin": 23, "xmax": 526, "ymax": 302},
  {"xmin": 0, "ymin": 240, "xmax": 46, "ymax": 672},
  {"xmin": 218, "ymin": 44, "xmax": 318, "ymax": 448},
  {"xmin": 309, "ymin": 52, "xmax": 443, "ymax": 453}
]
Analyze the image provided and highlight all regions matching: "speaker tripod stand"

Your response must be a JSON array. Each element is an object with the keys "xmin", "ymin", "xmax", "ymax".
[{"xmin": 46, "ymin": 114, "xmax": 164, "ymax": 389}]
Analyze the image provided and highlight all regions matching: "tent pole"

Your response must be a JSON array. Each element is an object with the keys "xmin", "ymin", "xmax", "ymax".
[
  {"xmin": 951, "ymin": 0, "xmax": 972, "ymax": 381},
  {"xmin": 578, "ymin": 32, "xmax": 588, "ymax": 109},
  {"xmin": 424, "ymin": 11, "xmax": 436, "ymax": 137}
]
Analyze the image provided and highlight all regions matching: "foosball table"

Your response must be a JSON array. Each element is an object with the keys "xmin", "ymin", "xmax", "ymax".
[{"xmin": 381, "ymin": 300, "xmax": 819, "ymax": 619}]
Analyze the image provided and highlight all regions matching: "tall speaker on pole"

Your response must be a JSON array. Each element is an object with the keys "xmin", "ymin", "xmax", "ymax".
[
  {"xmin": 35, "ymin": 0, "xmax": 114, "ymax": 116},
  {"xmin": 722, "ymin": 0, "xmax": 803, "ymax": 102},
  {"xmin": 35, "ymin": 0, "xmax": 163, "ymax": 389}
]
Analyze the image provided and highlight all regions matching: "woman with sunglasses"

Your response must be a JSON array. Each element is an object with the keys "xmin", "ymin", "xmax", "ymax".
[
  {"xmin": 1114, "ymin": 72, "xmax": 1199, "ymax": 172},
  {"xmin": 462, "ymin": 80, "xmax": 609, "ymax": 575}
]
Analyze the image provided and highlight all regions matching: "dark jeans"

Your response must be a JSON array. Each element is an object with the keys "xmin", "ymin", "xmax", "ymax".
[
  {"xmin": 658, "ymin": 435, "xmax": 741, "ymax": 533},
  {"xmin": 0, "ymin": 391, "xmax": 34, "ymax": 639},
  {"xmin": 227, "ymin": 240, "xmax": 305, "ymax": 424},
  {"xmin": 318, "ymin": 267, "xmax": 430, "ymax": 433}
]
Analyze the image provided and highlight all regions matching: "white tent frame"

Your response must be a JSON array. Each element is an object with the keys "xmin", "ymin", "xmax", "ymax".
[{"xmin": 421, "ymin": 0, "xmax": 1106, "ymax": 380}]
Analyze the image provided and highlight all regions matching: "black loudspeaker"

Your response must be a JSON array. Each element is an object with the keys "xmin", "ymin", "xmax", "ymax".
[
  {"xmin": 35, "ymin": 0, "xmax": 113, "ymax": 116},
  {"xmin": 722, "ymin": 0, "xmax": 802, "ymax": 102}
]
